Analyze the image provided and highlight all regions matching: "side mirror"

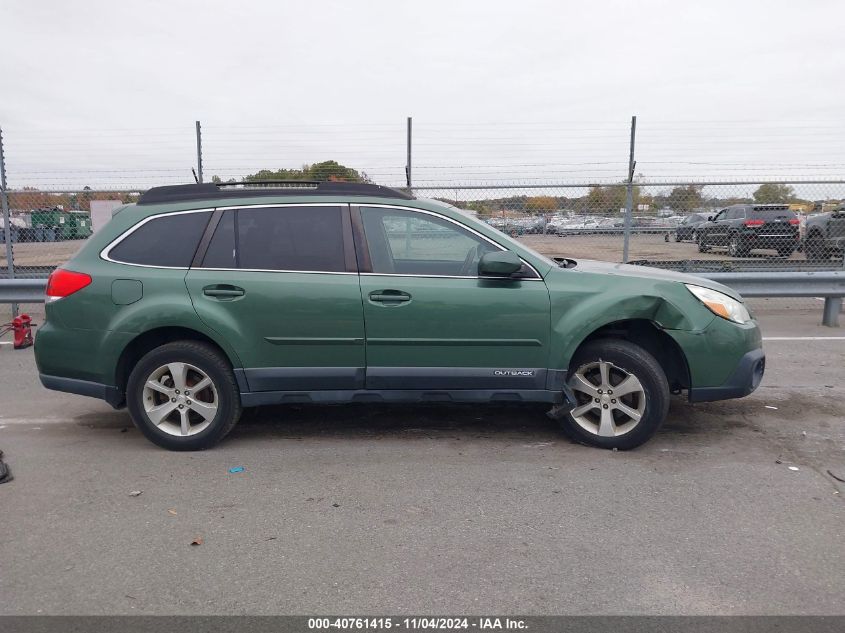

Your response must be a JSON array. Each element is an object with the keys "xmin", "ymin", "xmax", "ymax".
[
  {"xmin": 478, "ymin": 250, "xmax": 523, "ymax": 277},
  {"xmin": 707, "ymin": 215, "xmax": 714, "ymax": 221}
]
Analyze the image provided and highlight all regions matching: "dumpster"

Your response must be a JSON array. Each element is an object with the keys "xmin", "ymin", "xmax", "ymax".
[{"xmin": 65, "ymin": 211, "xmax": 92, "ymax": 239}]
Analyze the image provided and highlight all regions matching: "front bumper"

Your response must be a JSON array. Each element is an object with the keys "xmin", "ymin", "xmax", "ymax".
[{"xmin": 687, "ymin": 348, "xmax": 765, "ymax": 403}]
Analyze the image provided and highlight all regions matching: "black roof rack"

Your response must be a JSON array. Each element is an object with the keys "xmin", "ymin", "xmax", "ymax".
[{"xmin": 137, "ymin": 181, "xmax": 414, "ymax": 205}]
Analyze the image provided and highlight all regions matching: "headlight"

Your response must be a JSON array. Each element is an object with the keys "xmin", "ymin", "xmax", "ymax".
[{"xmin": 685, "ymin": 284, "xmax": 751, "ymax": 324}]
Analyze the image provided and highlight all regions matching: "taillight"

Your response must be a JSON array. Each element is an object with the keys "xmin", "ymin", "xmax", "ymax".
[
  {"xmin": 788, "ymin": 218, "xmax": 800, "ymax": 225},
  {"xmin": 744, "ymin": 219, "xmax": 764, "ymax": 227},
  {"xmin": 45, "ymin": 269, "xmax": 92, "ymax": 301}
]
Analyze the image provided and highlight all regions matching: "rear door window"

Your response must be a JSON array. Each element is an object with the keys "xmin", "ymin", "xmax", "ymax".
[
  {"xmin": 199, "ymin": 206, "xmax": 347, "ymax": 272},
  {"xmin": 108, "ymin": 211, "xmax": 211, "ymax": 267}
]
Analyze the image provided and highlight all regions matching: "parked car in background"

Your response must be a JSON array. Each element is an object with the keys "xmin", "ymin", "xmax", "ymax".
[
  {"xmin": 803, "ymin": 204, "xmax": 845, "ymax": 261},
  {"xmin": 675, "ymin": 213, "xmax": 709, "ymax": 242},
  {"xmin": 0, "ymin": 216, "xmax": 27, "ymax": 243},
  {"xmin": 36, "ymin": 181, "xmax": 764, "ymax": 452},
  {"xmin": 697, "ymin": 204, "xmax": 799, "ymax": 258},
  {"xmin": 546, "ymin": 216, "xmax": 573, "ymax": 234}
]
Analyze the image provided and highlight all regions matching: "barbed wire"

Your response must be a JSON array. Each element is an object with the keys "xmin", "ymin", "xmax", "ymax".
[{"xmin": 3, "ymin": 119, "xmax": 845, "ymax": 189}]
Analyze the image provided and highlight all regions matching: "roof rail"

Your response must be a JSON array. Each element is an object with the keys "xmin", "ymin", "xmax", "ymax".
[{"xmin": 137, "ymin": 181, "xmax": 414, "ymax": 205}]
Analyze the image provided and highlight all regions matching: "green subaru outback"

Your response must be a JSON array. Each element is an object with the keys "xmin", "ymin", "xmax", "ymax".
[{"xmin": 35, "ymin": 182, "xmax": 764, "ymax": 451}]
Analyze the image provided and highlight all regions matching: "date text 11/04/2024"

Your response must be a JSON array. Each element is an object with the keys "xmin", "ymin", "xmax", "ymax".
[{"xmin": 307, "ymin": 617, "xmax": 527, "ymax": 630}]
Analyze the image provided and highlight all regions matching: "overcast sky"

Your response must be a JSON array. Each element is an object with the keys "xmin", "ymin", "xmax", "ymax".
[{"xmin": 2, "ymin": 0, "xmax": 845, "ymax": 191}]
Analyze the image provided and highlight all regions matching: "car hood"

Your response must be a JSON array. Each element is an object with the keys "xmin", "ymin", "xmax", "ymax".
[{"xmin": 558, "ymin": 259, "xmax": 743, "ymax": 300}]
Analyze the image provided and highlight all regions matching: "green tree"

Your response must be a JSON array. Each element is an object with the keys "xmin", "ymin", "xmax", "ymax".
[
  {"xmin": 666, "ymin": 185, "xmax": 704, "ymax": 213},
  {"xmin": 584, "ymin": 184, "xmax": 639, "ymax": 214},
  {"xmin": 753, "ymin": 183, "xmax": 795, "ymax": 204},
  {"xmin": 243, "ymin": 161, "xmax": 369, "ymax": 183}
]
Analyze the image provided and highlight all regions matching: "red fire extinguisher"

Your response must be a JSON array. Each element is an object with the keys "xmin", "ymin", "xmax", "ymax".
[{"xmin": 1, "ymin": 314, "xmax": 34, "ymax": 349}]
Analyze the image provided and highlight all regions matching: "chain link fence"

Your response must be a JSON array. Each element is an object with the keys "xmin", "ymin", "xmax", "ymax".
[
  {"xmin": 3, "ymin": 120, "xmax": 845, "ymax": 325},
  {"xmin": 3, "ymin": 182, "xmax": 843, "ymax": 282},
  {"xmin": 413, "ymin": 182, "xmax": 845, "ymax": 273}
]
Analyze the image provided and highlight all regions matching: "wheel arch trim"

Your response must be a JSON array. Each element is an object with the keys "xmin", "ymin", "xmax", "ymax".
[
  {"xmin": 111, "ymin": 324, "xmax": 246, "ymax": 396},
  {"xmin": 555, "ymin": 316, "xmax": 693, "ymax": 393}
]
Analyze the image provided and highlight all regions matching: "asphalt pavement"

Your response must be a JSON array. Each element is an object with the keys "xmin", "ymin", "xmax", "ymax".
[{"xmin": 0, "ymin": 306, "xmax": 843, "ymax": 615}]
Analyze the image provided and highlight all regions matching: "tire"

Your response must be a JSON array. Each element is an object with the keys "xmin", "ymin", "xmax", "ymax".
[
  {"xmin": 697, "ymin": 232, "xmax": 709, "ymax": 253},
  {"xmin": 126, "ymin": 341, "xmax": 242, "ymax": 451},
  {"xmin": 728, "ymin": 233, "xmax": 744, "ymax": 257},
  {"xmin": 561, "ymin": 339, "xmax": 670, "ymax": 450},
  {"xmin": 805, "ymin": 233, "xmax": 828, "ymax": 261}
]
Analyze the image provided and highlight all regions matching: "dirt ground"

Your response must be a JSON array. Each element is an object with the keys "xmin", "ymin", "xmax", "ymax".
[
  {"xmin": 519, "ymin": 233, "xmax": 807, "ymax": 263},
  {"xmin": 1, "ymin": 239, "xmax": 84, "ymax": 269}
]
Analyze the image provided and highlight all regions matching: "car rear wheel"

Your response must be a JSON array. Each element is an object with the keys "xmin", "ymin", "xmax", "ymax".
[
  {"xmin": 697, "ymin": 232, "xmax": 709, "ymax": 252},
  {"xmin": 127, "ymin": 341, "xmax": 242, "ymax": 451},
  {"xmin": 805, "ymin": 233, "xmax": 829, "ymax": 261},
  {"xmin": 561, "ymin": 339, "xmax": 670, "ymax": 450}
]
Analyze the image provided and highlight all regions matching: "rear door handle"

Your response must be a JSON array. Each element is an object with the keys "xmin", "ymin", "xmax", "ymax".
[
  {"xmin": 368, "ymin": 290, "xmax": 411, "ymax": 304},
  {"xmin": 203, "ymin": 285, "xmax": 245, "ymax": 300}
]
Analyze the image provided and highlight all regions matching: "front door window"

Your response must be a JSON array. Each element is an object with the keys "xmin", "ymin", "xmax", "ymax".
[{"xmin": 360, "ymin": 207, "xmax": 498, "ymax": 277}]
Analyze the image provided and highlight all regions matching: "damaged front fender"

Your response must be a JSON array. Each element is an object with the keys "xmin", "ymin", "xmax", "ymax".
[{"xmin": 546, "ymin": 274, "xmax": 715, "ymax": 371}]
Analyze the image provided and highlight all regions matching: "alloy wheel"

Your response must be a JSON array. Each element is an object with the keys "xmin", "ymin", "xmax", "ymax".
[
  {"xmin": 567, "ymin": 360, "xmax": 646, "ymax": 437},
  {"xmin": 729, "ymin": 236, "xmax": 739, "ymax": 256},
  {"xmin": 142, "ymin": 362, "xmax": 218, "ymax": 436}
]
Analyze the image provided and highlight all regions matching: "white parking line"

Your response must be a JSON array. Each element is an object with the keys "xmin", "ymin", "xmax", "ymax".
[{"xmin": 763, "ymin": 337, "xmax": 845, "ymax": 341}]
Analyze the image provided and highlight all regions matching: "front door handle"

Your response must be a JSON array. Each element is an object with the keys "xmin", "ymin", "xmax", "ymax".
[
  {"xmin": 203, "ymin": 285, "xmax": 245, "ymax": 300},
  {"xmin": 368, "ymin": 290, "xmax": 411, "ymax": 305}
]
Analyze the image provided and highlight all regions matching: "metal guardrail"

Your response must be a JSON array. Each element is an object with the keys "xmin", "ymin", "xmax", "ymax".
[
  {"xmin": 699, "ymin": 271, "xmax": 845, "ymax": 297},
  {"xmin": 697, "ymin": 271, "xmax": 845, "ymax": 327},
  {"xmin": 1, "ymin": 271, "xmax": 843, "ymax": 325},
  {"xmin": 631, "ymin": 259, "xmax": 845, "ymax": 274},
  {"xmin": 0, "ymin": 278, "xmax": 46, "ymax": 303}
]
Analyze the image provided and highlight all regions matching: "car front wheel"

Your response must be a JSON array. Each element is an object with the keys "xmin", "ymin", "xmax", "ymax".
[
  {"xmin": 561, "ymin": 339, "xmax": 670, "ymax": 450},
  {"xmin": 127, "ymin": 341, "xmax": 242, "ymax": 451},
  {"xmin": 728, "ymin": 234, "xmax": 745, "ymax": 257}
]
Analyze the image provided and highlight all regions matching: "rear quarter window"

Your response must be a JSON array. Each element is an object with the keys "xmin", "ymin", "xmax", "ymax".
[{"xmin": 107, "ymin": 211, "xmax": 211, "ymax": 267}]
